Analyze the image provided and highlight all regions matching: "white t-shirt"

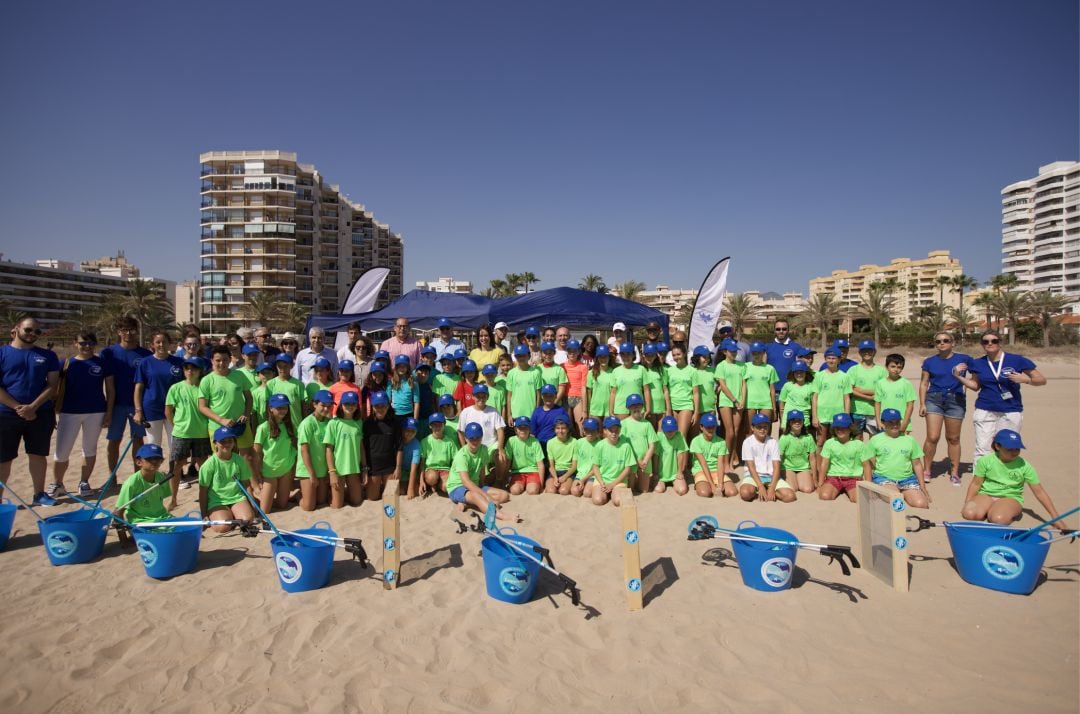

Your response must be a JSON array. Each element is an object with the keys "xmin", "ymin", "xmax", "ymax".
[
  {"xmin": 741, "ymin": 435, "xmax": 780, "ymax": 477},
  {"xmin": 458, "ymin": 405, "xmax": 506, "ymax": 448},
  {"xmin": 554, "ymin": 349, "xmax": 568, "ymax": 365}
]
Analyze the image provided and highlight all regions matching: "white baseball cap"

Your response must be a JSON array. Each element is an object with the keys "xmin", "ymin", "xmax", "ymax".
[
  {"xmin": 494, "ymin": 321, "xmax": 509, "ymax": 330},
  {"xmin": 718, "ymin": 320, "xmax": 732, "ymax": 329},
  {"xmin": 612, "ymin": 322, "xmax": 627, "ymax": 332}
]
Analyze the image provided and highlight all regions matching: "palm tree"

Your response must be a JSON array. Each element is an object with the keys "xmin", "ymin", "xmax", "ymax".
[
  {"xmin": 915, "ymin": 304, "xmax": 947, "ymax": 333},
  {"xmin": 242, "ymin": 291, "xmax": 286, "ymax": 329},
  {"xmin": 988, "ymin": 290, "xmax": 1026, "ymax": 346},
  {"xmin": 990, "ymin": 273, "xmax": 1019, "ymax": 293},
  {"xmin": 721, "ymin": 292, "xmax": 761, "ymax": 336},
  {"xmin": 946, "ymin": 304, "xmax": 977, "ymax": 339},
  {"xmin": 503, "ymin": 273, "xmax": 523, "ymax": 295},
  {"xmin": 906, "ymin": 279, "xmax": 920, "ymax": 320},
  {"xmin": 612, "ymin": 280, "xmax": 647, "ymax": 303},
  {"xmin": 578, "ymin": 274, "xmax": 607, "ymax": 293},
  {"xmin": 519, "ymin": 272, "xmax": 540, "ymax": 293},
  {"xmin": 119, "ymin": 279, "xmax": 173, "ymax": 344},
  {"xmin": 935, "ymin": 275, "xmax": 953, "ymax": 305},
  {"xmin": 0, "ymin": 298, "xmax": 27, "ymax": 331},
  {"xmin": 1024, "ymin": 291, "xmax": 1071, "ymax": 348},
  {"xmin": 857, "ymin": 282, "xmax": 897, "ymax": 345},
  {"xmin": 948, "ymin": 274, "xmax": 979, "ymax": 340},
  {"xmin": 798, "ymin": 293, "xmax": 845, "ymax": 350},
  {"xmin": 972, "ymin": 292, "xmax": 995, "ymax": 333},
  {"xmin": 279, "ymin": 303, "xmax": 309, "ymax": 335}
]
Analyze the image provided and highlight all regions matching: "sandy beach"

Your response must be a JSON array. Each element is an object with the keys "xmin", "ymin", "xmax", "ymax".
[{"xmin": 1, "ymin": 356, "xmax": 1077, "ymax": 713}]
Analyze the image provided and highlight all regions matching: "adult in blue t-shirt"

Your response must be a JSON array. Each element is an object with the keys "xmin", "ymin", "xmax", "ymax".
[
  {"xmin": 918, "ymin": 330, "xmax": 973, "ymax": 484},
  {"xmin": 134, "ymin": 329, "xmax": 185, "ymax": 450},
  {"xmin": 0, "ymin": 317, "xmax": 61, "ymax": 506},
  {"xmin": 51, "ymin": 331, "xmax": 115, "ymax": 497},
  {"xmin": 953, "ymin": 330, "xmax": 1045, "ymax": 464},
  {"xmin": 99, "ymin": 317, "xmax": 152, "ymax": 472},
  {"xmin": 762, "ymin": 319, "xmax": 804, "ymax": 398},
  {"xmin": 530, "ymin": 399, "xmax": 570, "ymax": 450}
]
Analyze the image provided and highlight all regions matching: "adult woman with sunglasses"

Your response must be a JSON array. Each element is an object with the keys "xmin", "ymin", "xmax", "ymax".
[
  {"xmin": 919, "ymin": 331, "xmax": 972, "ymax": 485},
  {"xmin": 952, "ymin": 329, "xmax": 1046, "ymax": 468}
]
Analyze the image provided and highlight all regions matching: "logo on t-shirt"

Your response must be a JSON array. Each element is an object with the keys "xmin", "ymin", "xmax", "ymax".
[
  {"xmin": 783, "ymin": 349, "xmax": 793, "ymax": 359},
  {"xmin": 171, "ymin": 366, "xmax": 182, "ymax": 376},
  {"xmin": 89, "ymin": 365, "xmax": 103, "ymax": 376},
  {"xmin": 133, "ymin": 358, "xmax": 143, "ymax": 368},
  {"xmin": 34, "ymin": 356, "xmax": 46, "ymax": 365}
]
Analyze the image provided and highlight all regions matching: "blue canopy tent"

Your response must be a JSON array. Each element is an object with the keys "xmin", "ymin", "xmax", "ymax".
[
  {"xmin": 305, "ymin": 290, "xmax": 494, "ymax": 333},
  {"xmin": 491, "ymin": 287, "xmax": 669, "ymax": 333}
]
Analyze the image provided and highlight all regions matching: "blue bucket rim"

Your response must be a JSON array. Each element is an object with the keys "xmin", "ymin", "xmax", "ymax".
[{"xmin": 41, "ymin": 508, "xmax": 111, "ymax": 523}]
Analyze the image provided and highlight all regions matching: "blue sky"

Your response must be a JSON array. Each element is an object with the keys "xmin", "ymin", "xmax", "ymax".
[{"xmin": 0, "ymin": 1, "xmax": 1076, "ymax": 296}]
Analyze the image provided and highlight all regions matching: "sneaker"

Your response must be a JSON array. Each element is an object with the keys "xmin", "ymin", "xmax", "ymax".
[
  {"xmin": 45, "ymin": 483, "xmax": 63, "ymax": 499},
  {"xmin": 180, "ymin": 481, "xmax": 192, "ymax": 490},
  {"xmin": 33, "ymin": 491, "xmax": 58, "ymax": 507},
  {"xmin": 78, "ymin": 481, "xmax": 93, "ymax": 496},
  {"xmin": 949, "ymin": 474, "xmax": 962, "ymax": 486}
]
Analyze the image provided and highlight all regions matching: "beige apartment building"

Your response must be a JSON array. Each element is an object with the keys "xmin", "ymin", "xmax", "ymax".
[
  {"xmin": 809, "ymin": 250, "xmax": 962, "ymax": 324},
  {"xmin": 199, "ymin": 150, "xmax": 403, "ymax": 335},
  {"xmin": 1001, "ymin": 161, "xmax": 1079, "ymax": 297},
  {"xmin": 416, "ymin": 277, "xmax": 474, "ymax": 294}
]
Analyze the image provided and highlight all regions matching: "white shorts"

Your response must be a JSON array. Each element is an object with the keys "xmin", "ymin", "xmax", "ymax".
[
  {"xmin": 144, "ymin": 419, "xmax": 174, "ymax": 452},
  {"xmin": 53, "ymin": 412, "xmax": 105, "ymax": 462},
  {"xmin": 972, "ymin": 409, "xmax": 1022, "ymax": 462}
]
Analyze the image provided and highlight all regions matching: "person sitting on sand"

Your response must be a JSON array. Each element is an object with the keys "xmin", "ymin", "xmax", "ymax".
[
  {"xmin": 448, "ymin": 422, "xmax": 519, "ymax": 521},
  {"xmin": 584, "ymin": 416, "xmax": 635, "ymax": 506},
  {"xmin": 198, "ymin": 426, "xmax": 257, "ymax": 533},
  {"xmin": 115, "ymin": 443, "xmax": 173, "ymax": 544},
  {"xmin": 862, "ymin": 408, "xmax": 930, "ymax": 509},
  {"xmin": 817, "ymin": 413, "xmax": 866, "ymax": 503}
]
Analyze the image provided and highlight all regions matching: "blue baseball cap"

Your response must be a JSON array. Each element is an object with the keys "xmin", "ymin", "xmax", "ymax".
[
  {"xmin": 692, "ymin": 345, "xmax": 712, "ymax": 358},
  {"xmin": 595, "ymin": 345, "xmax": 610, "ymax": 358},
  {"xmin": 513, "ymin": 344, "xmax": 530, "ymax": 357},
  {"xmin": 339, "ymin": 391, "xmax": 360, "ymax": 405},
  {"xmin": 750, "ymin": 341, "xmax": 766, "ymax": 353},
  {"xmin": 831, "ymin": 413, "xmax": 853, "ymax": 428},
  {"xmin": 136, "ymin": 443, "xmax": 164, "ymax": 459},
  {"xmin": 370, "ymin": 391, "xmax": 389, "ymax": 406},
  {"xmin": 880, "ymin": 408, "xmax": 902, "ymax": 423},
  {"xmin": 461, "ymin": 359, "xmax": 477, "ymax": 373},
  {"xmin": 313, "ymin": 357, "xmax": 332, "ymax": 370},
  {"xmin": 700, "ymin": 412, "xmax": 718, "ymax": 428},
  {"xmin": 642, "ymin": 342, "xmax": 657, "ymax": 355},
  {"xmin": 603, "ymin": 416, "xmax": 621, "ymax": 429},
  {"xmin": 786, "ymin": 409, "xmax": 805, "ymax": 422},
  {"xmin": 428, "ymin": 413, "xmax": 446, "ymax": 424},
  {"xmin": 541, "ymin": 341, "xmax": 556, "ymax": 352},
  {"xmin": 242, "ymin": 343, "xmax": 261, "ymax": 355},
  {"xmin": 420, "ymin": 345, "xmax": 437, "ymax": 356},
  {"xmin": 338, "ymin": 359, "xmax": 355, "ymax": 371},
  {"xmin": 797, "ymin": 346, "xmax": 816, "ymax": 357},
  {"xmin": 540, "ymin": 384, "xmax": 557, "ymax": 396},
  {"xmin": 514, "ymin": 416, "xmax": 531, "ymax": 428},
  {"xmin": 566, "ymin": 339, "xmax": 581, "ymax": 351},
  {"xmin": 833, "ymin": 338, "xmax": 849, "ymax": 349},
  {"xmin": 402, "ymin": 417, "xmax": 418, "ymax": 431},
  {"xmin": 438, "ymin": 394, "xmax": 455, "ymax": 407},
  {"xmin": 453, "ymin": 348, "xmax": 467, "ymax": 360},
  {"xmin": 824, "ymin": 347, "xmax": 841, "ymax": 358},
  {"xmin": 657, "ymin": 341, "xmax": 670, "ymax": 352},
  {"xmin": 721, "ymin": 338, "xmax": 738, "ymax": 351},
  {"xmin": 464, "ymin": 422, "xmax": 483, "ymax": 439},
  {"xmin": 268, "ymin": 393, "xmax": 290, "ymax": 409},
  {"xmin": 625, "ymin": 393, "xmax": 644, "ymax": 408},
  {"xmin": 481, "ymin": 364, "xmax": 497, "ymax": 375},
  {"xmin": 751, "ymin": 413, "xmax": 770, "ymax": 426},
  {"xmin": 554, "ymin": 415, "xmax": 570, "ymax": 425},
  {"xmin": 370, "ymin": 362, "xmax": 386, "ymax": 373},
  {"xmin": 583, "ymin": 417, "xmax": 600, "ymax": 431},
  {"xmin": 525, "ymin": 326, "xmax": 540, "ymax": 337},
  {"xmin": 274, "ymin": 353, "xmax": 293, "ymax": 365},
  {"xmin": 993, "ymin": 429, "xmax": 1025, "ymax": 449},
  {"xmin": 394, "ymin": 354, "xmax": 412, "ymax": 367},
  {"xmin": 858, "ymin": 339, "xmax": 876, "ymax": 351},
  {"xmin": 213, "ymin": 425, "xmax": 237, "ymax": 442},
  {"xmin": 438, "ymin": 352, "xmax": 455, "ymax": 363},
  {"xmin": 374, "ymin": 350, "xmax": 390, "ymax": 361},
  {"xmin": 790, "ymin": 362, "xmax": 809, "ymax": 373},
  {"xmin": 619, "ymin": 342, "xmax": 636, "ymax": 354},
  {"xmin": 437, "ymin": 317, "xmax": 452, "ymax": 328},
  {"xmin": 415, "ymin": 362, "xmax": 432, "ymax": 372},
  {"xmin": 472, "ymin": 383, "xmax": 489, "ymax": 395},
  {"xmin": 313, "ymin": 390, "xmax": 334, "ymax": 404},
  {"xmin": 660, "ymin": 415, "xmax": 678, "ymax": 433},
  {"xmin": 184, "ymin": 356, "xmax": 206, "ymax": 369}
]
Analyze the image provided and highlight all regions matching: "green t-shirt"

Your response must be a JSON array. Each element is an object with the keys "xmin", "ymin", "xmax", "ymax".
[
  {"xmin": 585, "ymin": 369, "xmax": 613, "ymax": 417},
  {"xmin": 643, "ymin": 368, "xmax": 666, "ymax": 414},
  {"xmin": 235, "ymin": 365, "xmax": 259, "ymax": 391},
  {"xmin": 420, "ymin": 433, "xmax": 458, "ymax": 470},
  {"xmin": 778, "ymin": 380, "xmax": 816, "ymax": 427},
  {"xmin": 621, "ymin": 416, "xmax": 658, "ymax": 474},
  {"xmin": 574, "ymin": 437, "xmax": 600, "ymax": 478},
  {"xmin": 821, "ymin": 438, "xmax": 865, "ymax": 477},
  {"xmin": 296, "ymin": 414, "xmax": 330, "ymax": 479},
  {"xmin": 848, "ymin": 364, "xmax": 888, "ymax": 416},
  {"xmin": 874, "ymin": 377, "xmax": 917, "ymax": 419},
  {"xmin": 268, "ymin": 376, "xmax": 307, "ymax": 428},
  {"xmin": 689, "ymin": 433, "xmax": 728, "ymax": 474},
  {"xmin": 610, "ymin": 364, "xmax": 647, "ymax": 413},
  {"xmin": 814, "ymin": 369, "xmax": 852, "ymax": 421},
  {"xmin": 483, "ymin": 380, "xmax": 507, "ymax": 416},
  {"xmin": 323, "ymin": 417, "xmax": 364, "ymax": 474},
  {"xmin": 507, "ymin": 434, "xmax": 544, "ymax": 474},
  {"xmin": 539, "ymin": 363, "xmax": 569, "ymax": 391},
  {"xmin": 117, "ymin": 471, "xmax": 171, "ymax": 523},
  {"xmin": 714, "ymin": 360, "xmax": 746, "ymax": 408},
  {"xmin": 198, "ymin": 370, "xmax": 250, "ymax": 423},
  {"xmin": 974, "ymin": 454, "xmax": 1040, "ymax": 504},
  {"xmin": 199, "ymin": 453, "xmax": 252, "ymax": 512},
  {"xmin": 547, "ymin": 436, "xmax": 576, "ymax": 472},
  {"xmin": 863, "ymin": 432, "xmax": 923, "ymax": 480},
  {"xmin": 506, "ymin": 367, "xmax": 542, "ymax": 419},
  {"xmin": 448, "ymin": 444, "xmax": 491, "ymax": 492},
  {"xmin": 743, "ymin": 362, "xmax": 779, "ymax": 410},
  {"xmin": 255, "ymin": 421, "xmax": 297, "ymax": 478},
  {"xmin": 250, "ymin": 384, "xmax": 269, "ymax": 431},
  {"xmin": 777, "ymin": 432, "xmax": 816, "ymax": 472},
  {"xmin": 165, "ymin": 381, "xmax": 209, "ymax": 439},
  {"xmin": 432, "ymin": 372, "xmax": 461, "ymax": 398},
  {"xmin": 305, "ymin": 380, "xmax": 334, "ymax": 402},
  {"xmin": 593, "ymin": 437, "xmax": 635, "ymax": 484},
  {"xmin": 665, "ymin": 364, "xmax": 696, "ymax": 411},
  {"xmin": 693, "ymin": 367, "xmax": 717, "ymax": 413},
  {"xmin": 656, "ymin": 431, "xmax": 688, "ymax": 482}
]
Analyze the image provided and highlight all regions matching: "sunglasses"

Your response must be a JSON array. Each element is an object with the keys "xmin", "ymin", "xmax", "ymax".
[
  {"xmin": 774, "ymin": 327, "xmax": 788, "ymax": 331},
  {"xmin": 982, "ymin": 338, "xmax": 1000, "ymax": 345},
  {"xmin": 22, "ymin": 328, "xmax": 43, "ymax": 335},
  {"xmin": 77, "ymin": 341, "xmax": 96, "ymax": 347},
  {"xmin": 935, "ymin": 339, "xmax": 952, "ymax": 344}
]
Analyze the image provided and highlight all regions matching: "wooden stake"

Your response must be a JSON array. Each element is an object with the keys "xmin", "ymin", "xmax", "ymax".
[
  {"xmin": 382, "ymin": 478, "xmax": 401, "ymax": 590},
  {"xmin": 620, "ymin": 487, "xmax": 643, "ymax": 611},
  {"xmin": 856, "ymin": 481, "xmax": 909, "ymax": 593}
]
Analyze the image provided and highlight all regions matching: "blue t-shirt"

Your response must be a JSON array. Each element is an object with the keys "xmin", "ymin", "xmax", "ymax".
[
  {"xmin": 61, "ymin": 356, "xmax": 112, "ymax": 414},
  {"xmin": 764, "ymin": 340, "xmax": 803, "ymax": 393},
  {"xmin": 417, "ymin": 381, "xmax": 435, "ymax": 419},
  {"xmin": 135, "ymin": 355, "xmax": 185, "ymax": 420},
  {"xmin": 387, "ymin": 379, "xmax": 420, "ymax": 416},
  {"xmin": 400, "ymin": 439, "xmax": 421, "ymax": 469},
  {"xmin": 968, "ymin": 353, "xmax": 1036, "ymax": 413},
  {"xmin": 921, "ymin": 352, "xmax": 973, "ymax": 395},
  {"xmin": 530, "ymin": 405, "xmax": 570, "ymax": 446},
  {"xmin": 0, "ymin": 345, "xmax": 60, "ymax": 415},
  {"xmin": 100, "ymin": 344, "xmax": 152, "ymax": 407},
  {"xmin": 818, "ymin": 359, "xmax": 857, "ymax": 373}
]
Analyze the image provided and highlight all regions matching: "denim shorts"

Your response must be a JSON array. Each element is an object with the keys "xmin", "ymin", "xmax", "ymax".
[
  {"xmin": 449, "ymin": 484, "xmax": 489, "ymax": 504},
  {"xmin": 925, "ymin": 391, "xmax": 966, "ymax": 420},
  {"xmin": 106, "ymin": 405, "xmax": 147, "ymax": 441},
  {"xmin": 871, "ymin": 473, "xmax": 921, "ymax": 490}
]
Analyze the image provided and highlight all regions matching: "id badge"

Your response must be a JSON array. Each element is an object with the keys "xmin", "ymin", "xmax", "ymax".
[{"xmin": 1000, "ymin": 390, "xmax": 1012, "ymax": 401}]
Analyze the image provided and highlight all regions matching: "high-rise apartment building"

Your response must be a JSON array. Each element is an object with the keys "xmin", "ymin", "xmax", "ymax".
[
  {"xmin": 199, "ymin": 150, "xmax": 403, "ymax": 335},
  {"xmin": 416, "ymin": 277, "xmax": 474, "ymax": 294},
  {"xmin": 1001, "ymin": 161, "xmax": 1079, "ymax": 296},
  {"xmin": 174, "ymin": 280, "xmax": 200, "ymax": 326}
]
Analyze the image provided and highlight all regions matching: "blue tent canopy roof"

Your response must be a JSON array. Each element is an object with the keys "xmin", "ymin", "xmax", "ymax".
[{"xmin": 306, "ymin": 290, "xmax": 493, "ymax": 332}]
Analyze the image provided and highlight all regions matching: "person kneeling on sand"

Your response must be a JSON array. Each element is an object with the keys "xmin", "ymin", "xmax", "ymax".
[
  {"xmin": 584, "ymin": 417, "xmax": 635, "ymax": 506},
  {"xmin": 115, "ymin": 443, "xmax": 173, "ymax": 545},
  {"xmin": 199, "ymin": 426, "xmax": 257, "ymax": 533},
  {"xmin": 862, "ymin": 409, "xmax": 930, "ymax": 509},
  {"xmin": 448, "ymin": 422, "xmax": 519, "ymax": 522}
]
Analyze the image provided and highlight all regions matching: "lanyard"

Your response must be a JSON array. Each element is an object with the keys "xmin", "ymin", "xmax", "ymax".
[{"xmin": 987, "ymin": 353, "xmax": 1006, "ymax": 383}]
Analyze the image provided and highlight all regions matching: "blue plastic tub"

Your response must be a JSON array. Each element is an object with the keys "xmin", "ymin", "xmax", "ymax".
[
  {"xmin": 37, "ymin": 509, "xmax": 111, "ymax": 565},
  {"xmin": 945, "ymin": 521, "xmax": 1050, "ymax": 595},
  {"xmin": 729, "ymin": 520, "xmax": 798, "ymax": 592},
  {"xmin": 132, "ymin": 512, "xmax": 202, "ymax": 579},
  {"xmin": 481, "ymin": 528, "xmax": 542, "ymax": 604},
  {"xmin": 0, "ymin": 498, "xmax": 16, "ymax": 551},
  {"xmin": 269, "ymin": 521, "xmax": 337, "ymax": 593}
]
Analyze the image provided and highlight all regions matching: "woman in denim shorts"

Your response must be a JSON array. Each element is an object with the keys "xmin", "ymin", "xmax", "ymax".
[{"xmin": 918, "ymin": 332, "xmax": 971, "ymax": 485}]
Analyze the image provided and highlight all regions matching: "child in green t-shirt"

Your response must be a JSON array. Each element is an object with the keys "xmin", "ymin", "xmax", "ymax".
[
  {"xmin": 250, "ymin": 361, "xmax": 276, "ymax": 435},
  {"xmin": 714, "ymin": 339, "xmax": 746, "ymax": 463},
  {"xmin": 253, "ymin": 393, "xmax": 297, "ymax": 514},
  {"xmin": 400, "ymin": 417, "xmax": 422, "ymax": 498},
  {"xmin": 164, "ymin": 357, "xmax": 211, "ymax": 506},
  {"xmin": 777, "ymin": 410, "xmax": 817, "ymax": 494},
  {"xmin": 506, "ymin": 416, "xmax": 546, "ymax": 496},
  {"xmin": 811, "ymin": 348, "xmax": 852, "ymax": 452},
  {"xmin": 863, "ymin": 409, "xmax": 929, "ymax": 509},
  {"xmin": 742, "ymin": 343, "xmax": 779, "ymax": 423},
  {"xmin": 874, "ymin": 353, "xmax": 916, "ymax": 434},
  {"xmin": 778, "ymin": 363, "xmax": 815, "ymax": 433},
  {"xmin": 817, "ymin": 413, "xmax": 866, "ymax": 504},
  {"xmin": 545, "ymin": 417, "xmax": 577, "ymax": 495},
  {"xmin": 584, "ymin": 417, "xmax": 635, "ymax": 506},
  {"xmin": 506, "ymin": 345, "xmax": 542, "ymax": 421},
  {"xmin": 198, "ymin": 427, "xmax": 256, "ymax": 533},
  {"xmin": 848, "ymin": 340, "xmax": 888, "ymax": 440},
  {"xmin": 115, "ymin": 443, "xmax": 172, "ymax": 541},
  {"xmin": 654, "ymin": 415, "xmax": 689, "ymax": 495},
  {"xmin": 621, "ymin": 394, "xmax": 658, "ymax": 493},
  {"xmin": 297, "ymin": 390, "xmax": 333, "ymax": 511},
  {"xmin": 420, "ymin": 413, "xmax": 458, "ymax": 496},
  {"xmin": 569, "ymin": 417, "xmax": 603, "ymax": 498},
  {"xmin": 448, "ymin": 422, "xmax": 519, "ymax": 522},
  {"xmin": 324, "ymin": 391, "xmax": 364, "ymax": 508},
  {"xmin": 688, "ymin": 412, "xmax": 733, "ymax": 498}
]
